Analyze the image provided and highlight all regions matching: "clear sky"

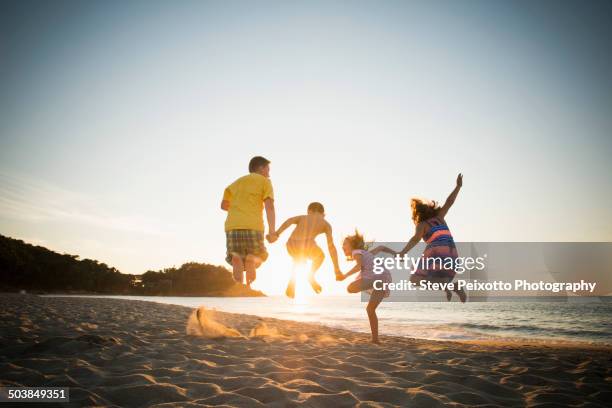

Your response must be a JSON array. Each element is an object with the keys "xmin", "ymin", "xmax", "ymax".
[{"xmin": 1, "ymin": 0, "xmax": 611, "ymax": 294}]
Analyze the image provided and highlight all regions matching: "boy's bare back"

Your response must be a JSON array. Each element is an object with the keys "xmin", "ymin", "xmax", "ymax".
[
  {"xmin": 272, "ymin": 202, "xmax": 341, "ymax": 282},
  {"xmin": 289, "ymin": 213, "xmax": 330, "ymax": 242}
]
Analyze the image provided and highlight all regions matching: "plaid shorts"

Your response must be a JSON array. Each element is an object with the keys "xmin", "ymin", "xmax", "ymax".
[{"xmin": 225, "ymin": 229, "xmax": 268, "ymax": 265}]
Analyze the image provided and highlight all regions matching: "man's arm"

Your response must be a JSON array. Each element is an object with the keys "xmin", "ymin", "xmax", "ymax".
[
  {"xmin": 438, "ymin": 173, "xmax": 462, "ymax": 219},
  {"xmin": 324, "ymin": 223, "xmax": 341, "ymax": 275},
  {"xmin": 264, "ymin": 198, "xmax": 275, "ymax": 235},
  {"xmin": 220, "ymin": 200, "xmax": 229, "ymax": 211}
]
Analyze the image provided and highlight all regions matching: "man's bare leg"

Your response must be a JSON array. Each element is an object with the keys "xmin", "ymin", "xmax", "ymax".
[{"xmin": 231, "ymin": 254, "xmax": 244, "ymax": 284}]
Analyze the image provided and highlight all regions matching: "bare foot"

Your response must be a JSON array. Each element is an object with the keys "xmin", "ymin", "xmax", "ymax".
[
  {"xmin": 309, "ymin": 278, "xmax": 322, "ymax": 294},
  {"xmin": 285, "ymin": 281, "xmax": 295, "ymax": 299},
  {"xmin": 371, "ymin": 338, "xmax": 381, "ymax": 345}
]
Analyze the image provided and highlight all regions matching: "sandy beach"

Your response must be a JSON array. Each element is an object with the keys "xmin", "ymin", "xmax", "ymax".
[{"xmin": 1, "ymin": 294, "xmax": 610, "ymax": 407}]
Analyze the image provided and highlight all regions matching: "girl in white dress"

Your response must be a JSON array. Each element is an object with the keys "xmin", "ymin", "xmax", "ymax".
[{"xmin": 338, "ymin": 231, "xmax": 391, "ymax": 344}]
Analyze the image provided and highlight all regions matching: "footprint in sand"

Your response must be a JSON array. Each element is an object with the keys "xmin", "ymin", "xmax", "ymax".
[
  {"xmin": 186, "ymin": 307, "xmax": 242, "ymax": 339},
  {"xmin": 187, "ymin": 306, "xmax": 337, "ymax": 346},
  {"xmin": 249, "ymin": 322, "xmax": 280, "ymax": 338},
  {"xmin": 187, "ymin": 307, "xmax": 316, "ymax": 344}
]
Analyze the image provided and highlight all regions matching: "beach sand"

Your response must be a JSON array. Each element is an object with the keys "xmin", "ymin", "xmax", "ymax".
[{"xmin": 1, "ymin": 294, "xmax": 610, "ymax": 407}]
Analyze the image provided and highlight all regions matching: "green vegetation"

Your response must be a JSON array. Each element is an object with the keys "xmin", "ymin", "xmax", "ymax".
[{"xmin": 0, "ymin": 234, "xmax": 264, "ymax": 296}]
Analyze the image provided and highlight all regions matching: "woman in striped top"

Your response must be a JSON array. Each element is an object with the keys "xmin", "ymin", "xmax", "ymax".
[{"xmin": 374, "ymin": 174, "xmax": 466, "ymax": 302}]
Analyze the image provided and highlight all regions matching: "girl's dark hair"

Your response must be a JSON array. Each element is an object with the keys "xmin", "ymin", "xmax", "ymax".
[
  {"xmin": 411, "ymin": 198, "xmax": 440, "ymax": 224},
  {"xmin": 344, "ymin": 229, "xmax": 365, "ymax": 250}
]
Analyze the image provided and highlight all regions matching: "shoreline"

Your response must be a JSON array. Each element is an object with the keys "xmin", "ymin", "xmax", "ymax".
[
  {"xmin": 41, "ymin": 293, "xmax": 612, "ymax": 349},
  {"xmin": 2, "ymin": 294, "xmax": 610, "ymax": 406}
]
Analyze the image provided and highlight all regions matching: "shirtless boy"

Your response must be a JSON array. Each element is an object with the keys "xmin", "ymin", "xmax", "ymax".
[{"xmin": 269, "ymin": 202, "xmax": 341, "ymax": 298}]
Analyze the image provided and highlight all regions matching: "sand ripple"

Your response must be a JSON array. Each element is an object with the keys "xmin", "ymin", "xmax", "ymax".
[{"xmin": 1, "ymin": 294, "xmax": 610, "ymax": 407}]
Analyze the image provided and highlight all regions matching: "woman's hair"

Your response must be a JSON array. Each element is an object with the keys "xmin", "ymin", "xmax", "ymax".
[
  {"xmin": 411, "ymin": 198, "xmax": 440, "ymax": 224},
  {"xmin": 344, "ymin": 229, "xmax": 365, "ymax": 250}
]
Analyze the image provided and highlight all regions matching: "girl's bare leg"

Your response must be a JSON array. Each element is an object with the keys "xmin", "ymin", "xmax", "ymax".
[
  {"xmin": 445, "ymin": 289, "xmax": 452, "ymax": 301},
  {"xmin": 413, "ymin": 275, "xmax": 462, "ymax": 302},
  {"xmin": 453, "ymin": 287, "xmax": 467, "ymax": 303},
  {"xmin": 347, "ymin": 279, "xmax": 363, "ymax": 293},
  {"xmin": 366, "ymin": 290, "xmax": 384, "ymax": 344}
]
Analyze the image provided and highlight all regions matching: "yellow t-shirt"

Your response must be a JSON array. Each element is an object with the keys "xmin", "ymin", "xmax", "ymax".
[{"xmin": 223, "ymin": 173, "xmax": 274, "ymax": 232}]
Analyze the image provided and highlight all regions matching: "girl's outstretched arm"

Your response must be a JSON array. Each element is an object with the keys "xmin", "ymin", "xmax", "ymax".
[
  {"xmin": 398, "ymin": 222, "xmax": 426, "ymax": 256},
  {"xmin": 438, "ymin": 173, "xmax": 463, "ymax": 219},
  {"xmin": 341, "ymin": 253, "xmax": 362, "ymax": 280}
]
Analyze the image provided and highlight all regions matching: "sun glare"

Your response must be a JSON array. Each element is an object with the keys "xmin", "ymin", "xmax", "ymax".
[
  {"xmin": 293, "ymin": 262, "xmax": 311, "ymax": 305},
  {"xmin": 251, "ymin": 237, "xmax": 349, "ymax": 297}
]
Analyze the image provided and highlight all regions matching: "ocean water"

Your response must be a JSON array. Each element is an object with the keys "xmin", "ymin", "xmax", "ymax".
[{"xmin": 50, "ymin": 295, "xmax": 612, "ymax": 345}]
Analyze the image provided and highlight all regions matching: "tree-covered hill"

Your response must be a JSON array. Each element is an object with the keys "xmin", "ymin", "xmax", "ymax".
[{"xmin": 0, "ymin": 234, "xmax": 264, "ymax": 296}]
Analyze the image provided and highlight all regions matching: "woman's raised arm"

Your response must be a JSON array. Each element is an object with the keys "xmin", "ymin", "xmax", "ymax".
[{"xmin": 438, "ymin": 173, "xmax": 462, "ymax": 219}]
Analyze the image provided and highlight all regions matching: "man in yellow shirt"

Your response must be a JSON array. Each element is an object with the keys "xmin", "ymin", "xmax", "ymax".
[{"xmin": 221, "ymin": 156, "xmax": 276, "ymax": 287}]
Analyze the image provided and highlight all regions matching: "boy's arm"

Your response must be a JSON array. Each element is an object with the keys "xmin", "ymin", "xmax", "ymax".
[
  {"xmin": 262, "ymin": 178, "xmax": 276, "ymax": 236},
  {"xmin": 438, "ymin": 173, "xmax": 462, "ymax": 219},
  {"xmin": 342, "ymin": 253, "xmax": 362, "ymax": 280},
  {"xmin": 324, "ymin": 223, "xmax": 341, "ymax": 274},
  {"xmin": 221, "ymin": 187, "xmax": 231, "ymax": 211},
  {"xmin": 275, "ymin": 216, "xmax": 301, "ymax": 237},
  {"xmin": 264, "ymin": 198, "xmax": 276, "ymax": 235},
  {"xmin": 398, "ymin": 222, "xmax": 426, "ymax": 256}
]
